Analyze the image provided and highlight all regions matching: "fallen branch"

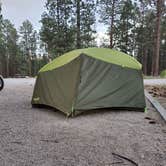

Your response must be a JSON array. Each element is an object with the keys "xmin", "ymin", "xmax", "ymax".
[{"xmin": 112, "ymin": 153, "xmax": 138, "ymax": 166}]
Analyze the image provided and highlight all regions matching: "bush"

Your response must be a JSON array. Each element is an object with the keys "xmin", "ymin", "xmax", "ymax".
[{"xmin": 160, "ymin": 69, "xmax": 166, "ymax": 78}]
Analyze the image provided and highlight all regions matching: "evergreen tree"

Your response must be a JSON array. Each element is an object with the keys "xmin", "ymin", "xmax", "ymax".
[
  {"xmin": 76, "ymin": 0, "xmax": 81, "ymax": 48},
  {"xmin": 40, "ymin": 0, "xmax": 74, "ymax": 57},
  {"xmin": 152, "ymin": 0, "xmax": 164, "ymax": 76},
  {"xmin": 80, "ymin": 0, "xmax": 96, "ymax": 47},
  {"xmin": 134, "ymin": 0, "xmax": 154, "ymax": 75},
  {"xmin": 3, "ymin": 19, "xmax": 18, "ymax": 77},
  {"xmin": 19, "ymin": 20, "xmax": 37, "ymax": 76},
  {"xmin": 40, "ymin": 0, "xmax": 96, "ymax": 56},
  {"xmin": 0, "ymin": 3, "xmax": 5, "ymax": 75},
  {"xmin": 134, "ymin": 0, "xmax": 165, "ymax": 75},
  {"xmin": 160, "ymin": 14, "xmax": 166, "ymax": 72},
  {"xmin": 0, "ymin": 5, "xmax": 19, "ymax": 77},
  {"xmin": 116, "ymin": 0, "xmax": 139, "ymax": 54},
  {"xmin": 0, "ymin": 4, "xmax": 3, "ymax": 37},
  {"xmin": 74, "ymin": 0, "xmax": 96, "ymax": 48},
  {"xmin": 97, "ymin": 0, "xmax": 120, "ymax": 48}
]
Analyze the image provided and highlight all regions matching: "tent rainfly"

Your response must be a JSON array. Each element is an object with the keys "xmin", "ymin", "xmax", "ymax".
[{"xmin": 32, "ymin": 48, "xmax": 146, "ymax": 116}]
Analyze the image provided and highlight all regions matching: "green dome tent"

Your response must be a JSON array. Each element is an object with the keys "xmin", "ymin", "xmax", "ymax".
[{"xmin": 32, "ymin": 48, "xmax": 146, "ymax": 116}]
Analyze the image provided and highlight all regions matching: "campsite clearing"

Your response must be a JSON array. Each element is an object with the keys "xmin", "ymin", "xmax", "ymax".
[{"xmin": 0, "ymin": 78, "xmax": 166, "ymax": 166}]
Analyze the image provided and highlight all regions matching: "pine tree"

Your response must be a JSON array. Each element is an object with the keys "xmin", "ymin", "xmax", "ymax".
[
  {"xmin": 152, "ymin": 0, "xmax": 164, "ymax": 76},
  {"xmin": 116, "ymin": 0, "xmax": 139, "ymax": 54},
  {"xmin": 72, "ymin": 0, "xmax": 96, "ymax": 48},
  {"xmin": 136, "ymin": 10, "xmax": 155, "ymax": 75},
  {"xmin": 3, "ymin": 19, "xmax": 18, "ymax": 77},
  {"xmin": 0, "ymin": 4, "xmax": 2, "ymax": 33},
  {"xmin": 40, "ymin": 0, "xmax": 74, "ymax": 57},
  {"xmin": 19, "ymin": 20, "xmax": 37, "ymax": 76},
  {"xmin": 134, "ymin": 0, "xmax": 154, "ymax": 75},
  {"xmin": 76, "ymin": 0, "xmax": 81, "ymax": 48},
  {"xmin": 0, "ymin": 5, "xmax": 20, "ymax": 77},
  {"xmin": 0, "ymin": 3, "xmax": 5, "ymax": 75},
  {"xmin": 97, "ymin": 0, "xmax": 120, "ymax": 48},
  {"xmin": 80, "ymin": 0, "xmax": 96, "ymax": 47},
  {"xmin": 160, "ymin": 14, "xmax": 166, "ymax": 71}
]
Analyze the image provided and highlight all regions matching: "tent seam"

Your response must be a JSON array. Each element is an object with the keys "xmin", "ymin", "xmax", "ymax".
[{"xmin": 71, "ymin": 55, "xmax": 84, "ymax": 116}]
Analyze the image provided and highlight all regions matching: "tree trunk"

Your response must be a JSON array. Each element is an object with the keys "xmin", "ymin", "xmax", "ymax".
[
  {"xmin": 140, "ymin": 0, "xmax": 146, "ymax": 73},
  {"xmin": 152, "ymin": 0, "xmax": 162, "ymax": 76},
  {"xmin": 28, "ymin": 52, "xmax": 31, "ymax": 76},
  {"xmin": 143, "ymin": 47, "xmax": 147, "ymax": 75},
  {"xmin": 57, "ymin": 0, "xmax": 60, "ymax": 28},
  {"xmin": 110, "ymin": 0, "xmax": 115, "ymax": 48},
  {"xmin": 125, "ymin": 17, "xmax": 129, "ymax": 53},
  {"xmin": 6, "ymin": 52, "xmax": 9, "ymax": 78},
  {"xmin": 76, "ymin": 0, "xmax": 81, "ymax": 49}
]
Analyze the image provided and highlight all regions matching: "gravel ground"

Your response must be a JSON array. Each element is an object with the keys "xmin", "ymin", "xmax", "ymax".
[
  {"xmin": 144, "ymin": 79, "xmax": 166, "ymax": 85},
  {"xmin": 0, "ymin": 78, "xmax": 166, "ymax": 166}
]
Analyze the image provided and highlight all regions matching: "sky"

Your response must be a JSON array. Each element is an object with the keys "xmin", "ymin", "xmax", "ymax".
[
  {"xmin": 1, "ymin": 0, "xmax": 45, "ymax": 30},
  {"xmin": 1, "ymin": 0, "xmax": 108, "ymax": 45}
]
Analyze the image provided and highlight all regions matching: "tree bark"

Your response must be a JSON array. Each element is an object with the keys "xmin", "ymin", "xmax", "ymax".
[
  {"xmin": 76, "ymin": 0, "xmax": 81, "ymax": 49},
  {"xmin": 152, "ymin": 0, "xmax": 162, "ymax": 76},
  {"xmin": 143, "ymin": 47, "xmax": 147, "ymax": 75},
  {"xmin": 28, "ymin": 51, "xmax": 31, "ymax": 76},
  {"xmin": 110, "ymin": 0, "xmax": 115, "ymax": 48},
  {"xmin": 6, "ymin": 52, "xmax": 9, "ymax": 78}
]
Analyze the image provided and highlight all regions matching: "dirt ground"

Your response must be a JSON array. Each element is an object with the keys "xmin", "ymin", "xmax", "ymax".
[
  {"xmin": 0, "ymin": 78, "xmax": 166, "ymax": 166},
  {"xmin": 145, "ymin": 85, "xmax": 166, "ymax": 109}
]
